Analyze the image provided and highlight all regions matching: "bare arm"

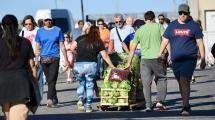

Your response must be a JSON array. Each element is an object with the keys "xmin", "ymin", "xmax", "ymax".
[
  {"xmin": 29, "ymin": 59, "xmax": 37, "ymax": 81},
  {"xmin": 35, "ymin": 43, "xmax": 41, "ymax": 66},
  {"xmin": 60, "ymin": 42, "xmax": 69, "ymax": 67},
  {"xmin": 127, "ymin": 42, "xmax": 138, "ymax": 67},
  {"xmin": 166, "ymin": 43, "xmax": 171, "ymax": 64},
  {"xmin": 158, "ymin": 37, "xmax": 169, "ymax": 56},
  {"xmin": 70, "ymin": 41, "xmax": 77, "ymax": 54},
  {"xmin": 108, "ymin": 40, "xmax": 114, "ymax": 53},
  {"xmin": 100, "ymin": 50, "xmax": 115, "ymax": 68},
  {"xmin": 196, "ymin": 38, "xmax": 206, "ymax": 69}
]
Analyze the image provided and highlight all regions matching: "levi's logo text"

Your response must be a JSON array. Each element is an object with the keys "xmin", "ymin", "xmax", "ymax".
[{"xmin": 174, "ymin": 29, "xmax": 190, "ymax": 36}]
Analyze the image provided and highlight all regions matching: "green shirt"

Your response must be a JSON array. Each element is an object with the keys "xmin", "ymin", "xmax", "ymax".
[{"xmin": 133, "ymin": 22, "xmax": 164, "ymax": 59}]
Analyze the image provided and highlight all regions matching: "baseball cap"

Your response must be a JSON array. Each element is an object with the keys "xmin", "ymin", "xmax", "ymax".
[
  {"xmin": 178, "ymin": 4, "xmax": 190, "ymax": 13},
  {"xmin": 42, "ymin": 13, "xmax": 52, "ymax": 20}
]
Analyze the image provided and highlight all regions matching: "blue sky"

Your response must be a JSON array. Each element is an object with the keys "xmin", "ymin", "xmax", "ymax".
[{"xmin": 0, "ymin": 0, "xmax": 185, "ymax": 21}]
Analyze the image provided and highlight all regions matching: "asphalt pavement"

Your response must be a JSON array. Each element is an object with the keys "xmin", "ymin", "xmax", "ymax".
[{"xmin": 0, "ymin": 66, "xmax": 215, "ymax": 120}]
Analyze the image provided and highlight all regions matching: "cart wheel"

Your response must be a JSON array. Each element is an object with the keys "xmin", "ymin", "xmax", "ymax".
[
  {"xmin": 98, "ymin": 105, "xmax": 108, "ymax": 111},
  {"xmin": 117, "ymin": 106, "xmax": 122, "ymax": 111},
  {"xmin": 129, "ymin": 106, "xmax": 135, "ymax": 111}
]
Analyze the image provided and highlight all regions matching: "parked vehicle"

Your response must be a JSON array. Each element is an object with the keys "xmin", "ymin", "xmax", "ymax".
[{"xmin": 35, "ymin": 9, "xmax": 75, "ymax": 33}]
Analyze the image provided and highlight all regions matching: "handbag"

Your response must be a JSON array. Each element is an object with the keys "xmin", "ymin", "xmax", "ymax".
[{"xmin": 41, "ymin": 56, "xmax": 58, "ymax": 64}]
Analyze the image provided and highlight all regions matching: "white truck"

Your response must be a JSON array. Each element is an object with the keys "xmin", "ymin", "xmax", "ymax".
[{"xmin": 35, "ymin": 9, "xmax": 75, "ymax": 33}]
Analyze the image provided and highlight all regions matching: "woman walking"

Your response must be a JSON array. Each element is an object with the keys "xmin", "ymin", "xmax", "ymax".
[
  {"xmin": 72, "ymin": 25, "xmax": 115, "ymax": 112},
  {"xmin": 64, "ymin": 32, "xmax": 75, "ymax": 83},
  {"xmin": 0, "ymin": 14, "xmax": 37, "ymax": 120}
]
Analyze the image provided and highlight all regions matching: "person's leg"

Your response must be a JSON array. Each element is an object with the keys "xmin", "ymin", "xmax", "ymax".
[
  {"xmin": 173, "ymin": 59, "xmax": 196, "ymax": 116},
  {"xmin": 177, "ymin": 77, "xmax": 192, "ymax": 116},
  {"xmin": 85, "ymin": 75, "xmax": 94, "ymax": 111},
  {"xmin": 47, "ymin": 59, "xmax": 59, "ymax": 104},
  {"xmin": 73, "ymin": 62, "xmax": 86, "ymax": 111},
  {"xmin": 140, "ymin": 59, "xmax": 153, "ymax": 110},
  {"xmin": 9, "ymin": 101, "xmax": 29, "ymax": 120},
  {"xmin": 93, "ymin": 78, "xmax": 99, "ymax": 97},
  {"xmin": 66, "ymin": 67, "xmax": 72, "ymax": 83},
  {"xmin": 152, "ymin": 59, "xmax": 167, "ymax": 106},
  {"xmin": 85, "ymin": 62, "xmax": 97, "ymax": 112},
  {"xmin": 37, "ymin": 64, "xmax": 44, "ymax": 101},
  {"xmin": 76, "ymin": 76, "xmax": 86, "ymax": 100},
  {"xmin": 178, "ymin": 77, "xmax": 190, "ymax": 107}
]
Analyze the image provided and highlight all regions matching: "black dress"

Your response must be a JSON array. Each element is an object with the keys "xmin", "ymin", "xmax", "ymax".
[{"xmin": 0, "ymin": 37, "xmax": 35, "ymax": 104}]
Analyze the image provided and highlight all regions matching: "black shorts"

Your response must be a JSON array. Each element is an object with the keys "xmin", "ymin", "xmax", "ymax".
[{"xmin": 172, "ymin": 58, "xmax": 197, "ymax": 80}]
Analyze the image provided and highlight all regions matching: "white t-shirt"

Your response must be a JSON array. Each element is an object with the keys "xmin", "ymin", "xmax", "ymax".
[
  {"xmin": 110, "ymin": 25, "xmax": 134, "ymax": 52},
  {"xmin": 19, "ymin": 27, "xmax": 39, "ymax": 52}
]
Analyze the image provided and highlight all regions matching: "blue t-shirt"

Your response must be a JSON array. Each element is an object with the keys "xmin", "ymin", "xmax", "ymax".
[
  {"xmin": 124, "ymin": 32, "xmax": 141, "ymax": 56},
  {"xmin": 35, "ymin": 26, "xmax": 64, "ymax": 58},
  {"xmin": 123, "ymin": 32, "xmax": 134, "ymax": 46},
  {"xmin": 163, "ymin": 20, "xmax": 203, "ymax": 61}
]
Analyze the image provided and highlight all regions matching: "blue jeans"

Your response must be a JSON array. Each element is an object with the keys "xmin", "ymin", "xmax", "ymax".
[
  {"xmin": 37, "ymin": 64, "xmax": 44, "ymax": 100},
  {"xmin": 73, "ymin": 62, "xmax": 97, "ymax": 106}
]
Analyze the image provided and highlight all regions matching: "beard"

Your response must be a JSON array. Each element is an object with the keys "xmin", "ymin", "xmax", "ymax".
[{"xmin": 116, "ymin": 23, "xmax": 123, "ymax": 29}]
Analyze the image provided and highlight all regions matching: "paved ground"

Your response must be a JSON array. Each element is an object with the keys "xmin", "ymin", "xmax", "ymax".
[{"xmin": 0, "ymin": 66, "xmax": 215, "ymax": 120}]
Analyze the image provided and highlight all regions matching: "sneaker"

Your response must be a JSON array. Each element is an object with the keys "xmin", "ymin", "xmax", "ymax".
[
  {"xmin": 47, "ymin": 99, "xmax": 54, "ymax": 107},
  {"xmin": 156, "ymin": 102, "xmax": 166, "ymax": 110},
  {"xmin": 144, "ymin": 107, "xmax": 152, "ymax": 112},
  {"xmin": 77, "ymin": 100, "xmax": 84, "ymax": 111},
  {"xmin": 180, "ymin": 106, "xmax": 191, "ymax": 116},
  {"xmin": 86, "ymin": 106, "xmax": 93, "ymax": 112},
  {"xmin": 191, "ymin": 78, "xmax": 196, "ymax": 84}
]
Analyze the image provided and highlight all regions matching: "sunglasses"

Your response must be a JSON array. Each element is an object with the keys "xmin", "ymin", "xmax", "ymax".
[
  {"xmin": 24, "ymin": 23, "xmax": 33, "ymax": 26},
  {"xmin": 44, "ymin": 19, "xmax": 52, "ymax": 22},
  {"xmin": 98, "ymin": 23, "xmax": 103, "ymax": 25},
  {"xmin": 179, "ymin": 11, "xmax": 189, "ymax": 15},
  {"xmin": 64, "ymin": 36, "xmax": 69, "ymax": 38},
  {"xmin": 115, "ymin": 21, "xmax": 123, "ymax": 24}
]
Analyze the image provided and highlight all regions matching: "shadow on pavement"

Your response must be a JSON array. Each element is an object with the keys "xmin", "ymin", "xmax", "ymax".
[
  {"xmin": 195, "ymin": 79, "xmax": 215, "ymax": 84},
  {"xmin": 2, "ymin": 109, "xmax": 211, "ymax": 120},
  {"xmin": 166, "ymin": 94, "xmax": 215, "ymax": 109},
  {"xmin": 43, "ymin": 88, "xmax": 77, "ymax": 94},
  {"xmin": 152, "ymin": 90, "xmax": 197, "ymax": 96}
]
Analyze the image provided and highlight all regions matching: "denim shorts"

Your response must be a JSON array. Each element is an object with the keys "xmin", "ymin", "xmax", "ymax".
[{"xmin": 172, "ymin": 58, "xmax": 197, "ymax": 80}]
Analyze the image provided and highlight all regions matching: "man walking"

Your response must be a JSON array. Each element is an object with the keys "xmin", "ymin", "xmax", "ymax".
[
  {"xmin": 127, "ymin": 11, "xmax": 167, "ymax": 112},
  {"xmin": 108, "ymin": 14, "xmax": 134, "ymax": 53},
  {"xmin": 159, "ymin": 4, "xmax": 206, "ymax": 116}
]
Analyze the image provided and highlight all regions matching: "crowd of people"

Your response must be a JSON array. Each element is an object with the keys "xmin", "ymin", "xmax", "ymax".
[{"xmin": 1, "ymin": 3, "xmax": 214, "ymax": 120}]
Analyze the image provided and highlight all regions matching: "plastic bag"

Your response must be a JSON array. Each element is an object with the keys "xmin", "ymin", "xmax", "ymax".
[{"xmin": 108, "ymin": 68, "xmax": 129, "ymax": 82}]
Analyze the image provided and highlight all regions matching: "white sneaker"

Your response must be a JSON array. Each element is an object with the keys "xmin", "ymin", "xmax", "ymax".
[
  {"xmin": 86, "ymin": 106, "xmax": 93, "ymax": 112},
  {"xmin": 46, "ymin": 99, "xmax": 54, "ymax": 107},
  {"xmin": 156, "ymin": 102, "xmax": 166, "ymax": 110},
  {"xmin": 77, "ymin": 100, "xmax": 84, "ymax": 111},
  {"xmin": 144, "ymin": 107, "xmax": 152, "ymax": 112}
]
